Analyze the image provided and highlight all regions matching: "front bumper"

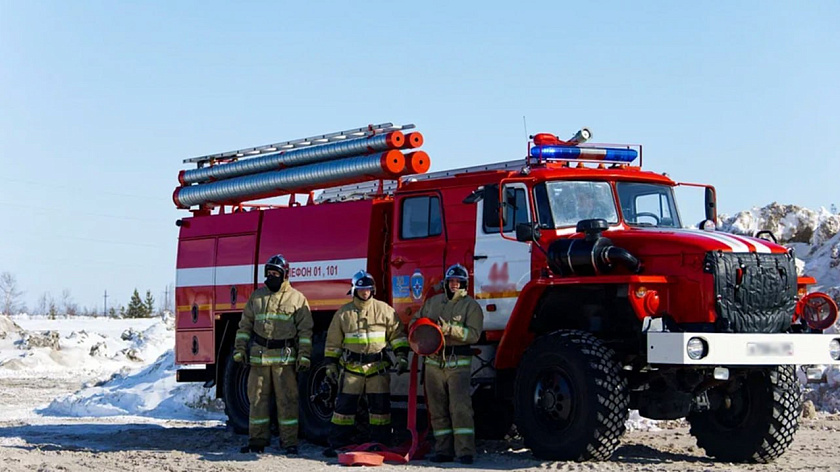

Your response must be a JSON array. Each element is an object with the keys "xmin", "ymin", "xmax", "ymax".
[{"xmin": 647, "ymin": 332, "xmax": 840, "ymax": 365}]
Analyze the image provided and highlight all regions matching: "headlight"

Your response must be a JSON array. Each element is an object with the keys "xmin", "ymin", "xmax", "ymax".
[
  {"xmin": 830, "ymin": 339, "xmax": 840, "ymax": 361},
  {"xmin": 687, "ymin": 337, "xmax": 708, "ymax": 360}
]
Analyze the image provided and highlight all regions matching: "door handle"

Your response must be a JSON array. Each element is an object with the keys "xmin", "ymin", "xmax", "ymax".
[
  {"xmin": 473, "ymin": 254, "xmax": 488, "ymax": 260},
  {"xmin": 390, "ymin": 257, "xmax": 406, "ymax": 268}
]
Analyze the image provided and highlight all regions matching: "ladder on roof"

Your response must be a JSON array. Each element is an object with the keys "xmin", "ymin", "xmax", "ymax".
[
  {"xmin": 184, "ymin": 123, "xmax": 416, "ymax": 165},
  {"xmin": 315, "ymin": 159, "xmax": 527, "ymax": 203}
]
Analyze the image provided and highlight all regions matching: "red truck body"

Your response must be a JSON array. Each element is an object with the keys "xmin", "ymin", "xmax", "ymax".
[{"xmin": 173, "ymin": 126, "xmax": 839, "ymax": 462}]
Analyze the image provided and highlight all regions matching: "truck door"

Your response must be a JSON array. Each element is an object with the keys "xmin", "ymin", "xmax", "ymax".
[
  {"xmin": 389, "ymin": 191, "xmax": 446, "ymax": 322},
  {"xmin": 473, "ymin": 183, "xmax": 532, "ymax": 331}
]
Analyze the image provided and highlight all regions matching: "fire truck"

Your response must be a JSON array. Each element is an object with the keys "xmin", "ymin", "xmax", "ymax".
[{"xmin": 173, "ymin": 123, "xmax": 840, "ymax": 462}]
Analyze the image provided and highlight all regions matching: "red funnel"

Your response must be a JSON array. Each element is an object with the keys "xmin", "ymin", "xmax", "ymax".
[{"xmin": 409, "ymin": 318, "xmax": 443, "ymax": 356}]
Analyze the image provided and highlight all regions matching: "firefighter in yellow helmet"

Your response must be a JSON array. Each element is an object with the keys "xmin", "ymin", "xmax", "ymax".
[
  {"xmin": 412, "ymin": 263, "xmax": 483, "ymax": 464},
  {"xmin": 322, "ymin": 270, "xmax": 409, "ymax": 457},
  {"xmin": 233, "ymin": 254, "xmax": 314, "ymax": 454}
]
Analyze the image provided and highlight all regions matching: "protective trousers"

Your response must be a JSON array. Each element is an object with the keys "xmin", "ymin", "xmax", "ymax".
[
  {"xmin": 329, "ymin": 369, "xmax": 391, "ymax": 448},
  {"xmin": 247, "ymin": 364, "xmax": 299, "ymax": 448},
  {"xmin": 424, "ymin": 361, "xmax": 475, "ymax": 457}
]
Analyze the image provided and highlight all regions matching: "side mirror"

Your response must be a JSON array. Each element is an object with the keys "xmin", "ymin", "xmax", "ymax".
[
  {"xmin": 516, "ymin": 222, "xmax": 541, "ymax": 242},
  {"xmin": 698, "ymin": 219, "xmax": 716, "ymax": 232},
  {"xmin": 463, "ymin": 188, "xmax": 483, "ymax": 204},
  {"xmin": 755, "ymin": 230, "xmax": 778, "ymax": 244}
]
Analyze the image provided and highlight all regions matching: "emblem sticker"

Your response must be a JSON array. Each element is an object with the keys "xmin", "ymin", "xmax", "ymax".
[
  {"xmin": 410, "ymin": 271, "xmax": 425, "ymax": 300},
  {"xmin": 392, "ymin": 275, "xmax": 410, "ymax": 299}
]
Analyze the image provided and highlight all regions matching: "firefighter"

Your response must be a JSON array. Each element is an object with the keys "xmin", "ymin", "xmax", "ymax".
[
  {"xmin": 322, "ymin": 270, "xmax": 409, "ymax": 457},
  {"xmin": 233, "ymin": 254, "xmax": 314, "ymax": 455},
  {"xmin": 412, "ymin": 263, "xmax": 483, "ymax": 464}
]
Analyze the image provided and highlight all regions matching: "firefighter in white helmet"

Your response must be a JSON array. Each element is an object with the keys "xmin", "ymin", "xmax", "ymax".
[
  {"xmin": 411, "ymin": 263, "xmax": 483, "ymax": 464},
  {"xmin": 322, "ymin": 270, "xmax": 409, "ymax": 457},
  {"xmin": 233, "ymin": 254, "xmax": 313, "ymax": 454}
]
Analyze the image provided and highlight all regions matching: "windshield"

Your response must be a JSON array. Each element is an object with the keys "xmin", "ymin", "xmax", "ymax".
[
  {"xmin": 616, "ymin": 182, "xmax": 681, "ymax": 228},
  {"xmin": 537, "ymin": 181, "xmax": 619, "ymax": 228}
]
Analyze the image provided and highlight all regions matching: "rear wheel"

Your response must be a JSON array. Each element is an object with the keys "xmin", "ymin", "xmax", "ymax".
[
  {"xmin": 298, "ymin": 333, "xmax": 335, "ymax": 444},
  {"xmin": 222, "ymin": 353, "xmax": 250, "ymax": 434},
  {"xmin": 688, "ymin": 365, "xmax": 801, "ymax": 463},
  {"xmin": 514, "ymin": 330, "xmax": 629, "ymax": 461}
]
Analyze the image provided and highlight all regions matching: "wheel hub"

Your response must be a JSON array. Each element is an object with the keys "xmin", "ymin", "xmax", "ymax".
[{"xmin": 534, "ymin": 368, "xmax": 573, "ymax": 426}]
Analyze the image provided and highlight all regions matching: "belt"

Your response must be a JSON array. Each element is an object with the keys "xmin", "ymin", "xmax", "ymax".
[
  {"xmin": 442, "ymin": 345, "xmax": 473, "ymax": 356},
  {"xmin": 253, "ymin": 334, "xmax": 294, "ymax": 349},
  {"xmin": 343, "ymin": 350, "xmax": 386, "ymax": 363}
]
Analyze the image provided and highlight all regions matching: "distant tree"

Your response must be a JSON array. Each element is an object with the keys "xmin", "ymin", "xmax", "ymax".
[
  {"xmin": 108, "ymin": 306, "xmax": 117, "ymax": 318},
  {"xmin": 61, "ymin": 289, "xmax": 78, "ymax": 317},
  {"xmin": 48, "ymin": 298, "xmax": 58, "ymax": 320},
  {"xmin": 126, "ymin": 289, "xmax": 148, "ymax": 318},
  {"xmin": 119, "ymin": 305, "xmax": 126, "ymax": 318},
  {"xmin": 0, "ymin": 272, "xmax": 24, "ymax": 316},
  {"xmin": 36, "ymin": 292, "xmax": 51, "ymax": 316},
  {"xmin": 144, "ymin": 290, "xmax": 156, "ymax": 316}
]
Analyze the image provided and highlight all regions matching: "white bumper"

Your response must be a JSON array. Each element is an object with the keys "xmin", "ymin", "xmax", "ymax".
[{"xmin": 646, "ymin": 332, "xmax": 840, "ymax": 365}]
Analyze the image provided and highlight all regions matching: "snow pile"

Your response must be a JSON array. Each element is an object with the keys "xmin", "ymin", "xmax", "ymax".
[
  {"xmin": 40, "ymin": 350, "xmax": 224, "ymax": 419},
  {"xmin": 720, "ymin": 203, "xmax": 840, "ymax": 299},
  {"xmin": 0, "ymin": 316, "xmax": 170, "ymax": 376},
  {"xmin": 0, "ymin": 315, "xmax": 223, "ymax": 421}
]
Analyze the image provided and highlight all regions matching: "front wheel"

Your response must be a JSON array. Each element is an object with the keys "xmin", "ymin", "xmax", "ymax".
[
  {"xmin": 514, "ymin": 330, "xmax": 629, "ymax": 461},
  {"xmin": 688, "ymin": 365, "xmax": 801, "ymax": 463}
]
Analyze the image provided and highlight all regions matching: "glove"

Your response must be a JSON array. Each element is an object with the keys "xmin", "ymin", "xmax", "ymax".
[
  {"xmin": 296, "ymin": 355, "xmax": 311, "ymax": 372},
  {"xmin": 325, "ymin": 363, "xmax": 339, "ymax": 382},
  {"xmin": 437, "ymin": 318, "xmax": 452, "ymax": 336},
  {"xmin": 233, "ymin": 349, "xmax": 246, "ymax": 363},
  {"xmin": 395, "ymin": 355, "xmax": 409, "ymax": 375}
]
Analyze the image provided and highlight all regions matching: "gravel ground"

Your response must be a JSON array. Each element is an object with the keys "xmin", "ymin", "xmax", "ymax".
[{"xmin": 2, "ymin": 376, "xmax": 840, "ymax": 472}]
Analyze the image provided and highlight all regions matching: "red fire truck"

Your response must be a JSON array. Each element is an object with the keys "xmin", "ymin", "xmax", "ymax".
[{"xmin": 173, "ymin": 123, "xmax": 839, "ymax": 462}]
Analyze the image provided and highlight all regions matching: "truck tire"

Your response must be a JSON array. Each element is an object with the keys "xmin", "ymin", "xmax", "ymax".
[
  {"xmin": 222, "ymin": 352, "xmax": 250, "ymax": 434},
  {"xmin": 688, "ymin": 365, "xmax": 801, "ymax": 463},
  {"xmin": 514, "ymin": 330, "xmax": 629, "ymax": 461},
  {"xmin": 298, "ymin": 333, "xmax": 334, "ymax": 444}
]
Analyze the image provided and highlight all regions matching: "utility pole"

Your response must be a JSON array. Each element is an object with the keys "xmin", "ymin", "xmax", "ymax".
[
  {"xmin": 163, "ymin": 285, "xmax": 171, "ymax": 313},
  {"xmin": 103, "ymin": 290, "xmax": 108, "ymax": 317}
]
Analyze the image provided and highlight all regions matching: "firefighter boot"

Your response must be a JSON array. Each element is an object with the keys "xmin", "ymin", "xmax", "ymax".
[{"xmin": 240, "ymin": 444, "xmax": 265, "ymax": 453}]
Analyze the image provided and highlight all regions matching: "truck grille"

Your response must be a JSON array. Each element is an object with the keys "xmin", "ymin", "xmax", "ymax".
[{"xmin": 704, "ymin": 251, "xmax": 796, "ymax": 334}]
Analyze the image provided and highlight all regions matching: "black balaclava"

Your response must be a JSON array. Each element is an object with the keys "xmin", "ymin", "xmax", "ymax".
[{"xmin": 265, "ymin": 272, "xmax": 284, "ymax": 292}]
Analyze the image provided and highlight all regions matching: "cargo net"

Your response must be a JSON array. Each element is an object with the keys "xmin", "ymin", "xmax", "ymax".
[{"xmin": 173, "ymin": 123, "xmax": 430, "ymax": 211}]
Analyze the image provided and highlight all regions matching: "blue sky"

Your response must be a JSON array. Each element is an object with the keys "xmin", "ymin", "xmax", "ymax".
[{"xmin": 1, "ymin": 1, "xmax": 838, "ymax": 311}]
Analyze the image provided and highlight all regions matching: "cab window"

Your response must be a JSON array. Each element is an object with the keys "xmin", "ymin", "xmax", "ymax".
[
  {"xmin": 400, "ymin": 195, "xmax": 442, "ymax": 239},
  {"xmin": 483, "ymin": 185, "xmax": 527, "ymax": 233}
]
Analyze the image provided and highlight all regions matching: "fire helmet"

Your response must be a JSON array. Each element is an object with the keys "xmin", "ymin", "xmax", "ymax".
[
  {"xmin": 444, "ymin": 264, "xmax": 469, "ymax": 292},
  {"xmin": 348, "ymin": 270, "xmax": 376, "ymax": 297},
  {"xmin": 265, "ymin": 254, "xmax": 290, "ymax": 279}
]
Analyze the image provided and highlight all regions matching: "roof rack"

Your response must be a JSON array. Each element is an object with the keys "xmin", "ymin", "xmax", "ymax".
[{"xmin": 184, "ymin": 122, "xmax": 416, "ymax": 166}]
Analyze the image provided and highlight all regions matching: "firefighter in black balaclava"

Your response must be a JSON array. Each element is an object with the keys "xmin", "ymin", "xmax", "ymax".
[
  {"xmin": 322, "ymin": 270, "xmax": 409, "ymax": 457},
  {"xmin": 411, "ymin": 264, "xmax": 483, "ymax": 464},
  {"xmin": 233, "ymin": 254, "xmax": 313, "ymax": 455}
]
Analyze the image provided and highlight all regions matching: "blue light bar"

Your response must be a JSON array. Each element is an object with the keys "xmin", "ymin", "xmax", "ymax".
[{"xmin": 530, "ymin": 145, "xmax": 637, "ymax": 163}]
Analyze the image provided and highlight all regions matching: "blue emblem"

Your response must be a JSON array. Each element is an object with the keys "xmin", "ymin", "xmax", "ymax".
[
  {"xmin": 392, "ymin": 276, "xmax": 410, "ymax": 299},
  {"xmin": 410, "ymin": 271, "xmax": 425, "ymax": 300}
]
